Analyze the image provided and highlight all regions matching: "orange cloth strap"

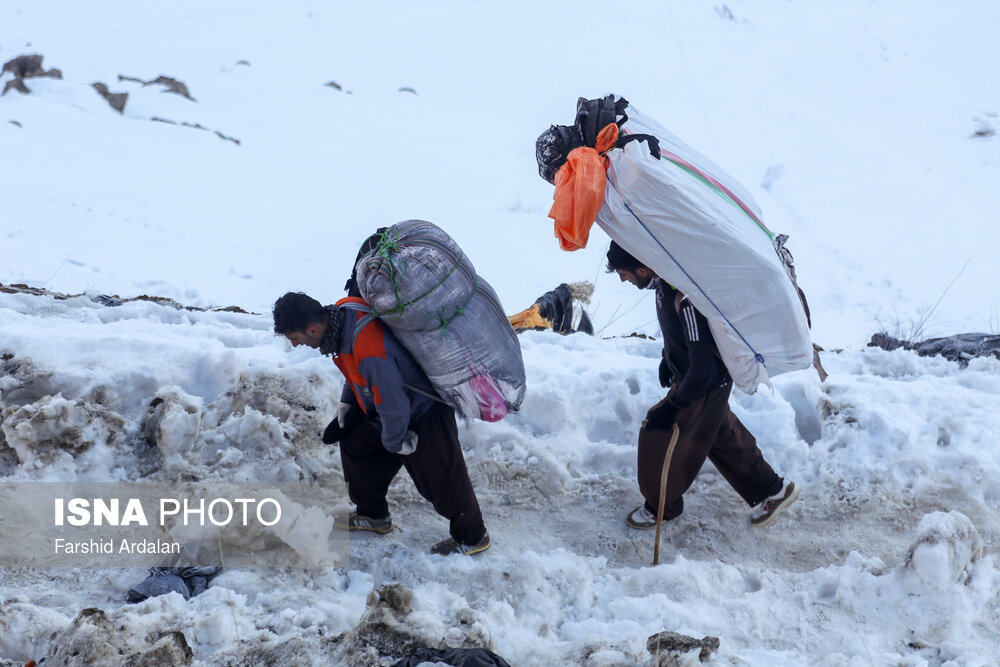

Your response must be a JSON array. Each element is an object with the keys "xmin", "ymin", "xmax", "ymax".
[{"xmin": 548, "ymin": 123, "xmax": 619, "ymax": 251}]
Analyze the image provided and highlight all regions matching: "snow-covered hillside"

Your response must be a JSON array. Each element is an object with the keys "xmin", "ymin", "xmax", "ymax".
[{"xmin": 3, "ymin": 0, "xmax": 999, "ymax": 346}]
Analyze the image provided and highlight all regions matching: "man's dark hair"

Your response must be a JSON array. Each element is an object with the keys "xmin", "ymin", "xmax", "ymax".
[
  {"xmin": 273, "ymin": 292, "xmax": 326, "ymax": 335},
  {"xmin": 605, "ymin": 241, "xmax": 646, "ymax": 273}
]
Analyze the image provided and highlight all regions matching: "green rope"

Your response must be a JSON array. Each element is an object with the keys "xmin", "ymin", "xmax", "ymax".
[
  {"xmin": 437, "ymin": 300, "xmax": 470, "ymax": 331},
  {"xmin": 366, "ymin": 229, "xmax": 475, "ymax": 330},
  {"xmin": 374, "ymin": 227, "xmax": 400, "ymax": 258}
]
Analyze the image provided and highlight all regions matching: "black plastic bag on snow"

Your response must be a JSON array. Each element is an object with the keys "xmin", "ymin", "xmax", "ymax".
[{"xmin": 391, "ymin": 647, "xmax": 513, "ymax": 667}]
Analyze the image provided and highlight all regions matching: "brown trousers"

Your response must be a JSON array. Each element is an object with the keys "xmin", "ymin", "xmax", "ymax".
[
  {"xmin": 638, "ymin": 380, "xmax": 782, "ymax": 521},
  {"xmin": 339, "ymin": 401, "xmax": 486, "ymax": 545}
]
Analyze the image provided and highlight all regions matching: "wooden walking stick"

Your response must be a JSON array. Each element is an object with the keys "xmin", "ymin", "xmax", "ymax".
[{"xmin": 653, "ymin": 423, "xmax": 680, "ymax": 566}]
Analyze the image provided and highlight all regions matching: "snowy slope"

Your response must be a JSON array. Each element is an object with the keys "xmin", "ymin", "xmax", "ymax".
[{"xmin": 4, "ymin": 0, "xmax": 999, "ymax": 347}]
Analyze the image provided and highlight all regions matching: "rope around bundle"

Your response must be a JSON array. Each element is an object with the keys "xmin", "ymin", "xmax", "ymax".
[{"xmin": 366, "ymin": 227, "xmax": 476, "ymax": 331}]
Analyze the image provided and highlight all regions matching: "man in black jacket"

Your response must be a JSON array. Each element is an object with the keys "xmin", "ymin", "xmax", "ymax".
[{"xmin": 605, "ymin": 241, "xmax": 799, "ymax": 530}]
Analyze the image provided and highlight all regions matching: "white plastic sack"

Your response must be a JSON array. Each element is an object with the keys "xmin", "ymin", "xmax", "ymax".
[
  {"xmin": 599, "ymin": 104, "xmax": 813, "ymax": 393},
  {"xmin": 356, "ymin": 220, "xmax": 526, "ymax": 420}
]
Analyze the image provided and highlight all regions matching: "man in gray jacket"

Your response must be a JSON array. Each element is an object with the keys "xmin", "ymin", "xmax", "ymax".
[{"xmin": 273, "ymin": 291, "xmax": 490, "ymax": 556}]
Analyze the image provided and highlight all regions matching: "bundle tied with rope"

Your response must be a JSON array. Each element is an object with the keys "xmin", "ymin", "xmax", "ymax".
[{"xmin": 354, "ymin": 220, "xmax": 526, "ymax": 422}]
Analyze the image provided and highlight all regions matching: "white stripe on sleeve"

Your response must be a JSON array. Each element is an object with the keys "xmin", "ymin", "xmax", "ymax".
[{"xmin": 682, "ymin": 305, "xmax": 699, "ymax": 342}]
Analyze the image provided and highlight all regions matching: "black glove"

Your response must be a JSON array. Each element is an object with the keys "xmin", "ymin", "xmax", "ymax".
[
  {"xmin": 658, "ymin": 358, "xmax": 671, "ymax": 388},
  {"xmin": 321, "ymin": 419, "xmax": 344, "ymax": 444},
  {"xmin": 321, "ymin": 403, "xmax": 362, "ymax": 444},
  {"xmin": 645, "ymin": 398, "xmax": 680, "ymax": 432}
]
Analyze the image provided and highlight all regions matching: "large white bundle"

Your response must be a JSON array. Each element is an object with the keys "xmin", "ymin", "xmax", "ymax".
[
  {"xmin": 599, "ymin": 105, "xmax": 813, "ymax": 393},
  {"xmin": 356, "ymin": 220, "xmax": 526, "ymax": 421}
]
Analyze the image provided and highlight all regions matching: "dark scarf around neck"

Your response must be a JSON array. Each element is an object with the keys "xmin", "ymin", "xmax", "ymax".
[{"xmin": 319, "ymin": 304, "xmax": 344, "ymax": 356}]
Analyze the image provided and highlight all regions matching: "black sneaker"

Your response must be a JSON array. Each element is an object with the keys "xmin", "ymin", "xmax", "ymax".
[
  {"xmin": 430, "ymin": 532, "xmax": 491, "ymax": 556},
  {"xmin": 335, "ymin": 511, "xmax": 393, "ymax": 534},
  {"xmin": 750, "ymin": 480, "xmax": 799, "ymax": 527},
  {"xmin": 625, "ymin": 505, "xmax": 658, "ymax": 530}
]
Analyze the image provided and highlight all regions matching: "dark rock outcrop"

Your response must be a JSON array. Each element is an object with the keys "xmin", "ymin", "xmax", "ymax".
[
  {"xmin": 92, "ymin": 82, "xmax": 128, "ymax": 113},
  {"xmin": 2, "ymin": 54, "xmax": 63, "ymax": 96},
  {"xmin": 119, "ymin": 74, "xmax": 195, "ymax": 101}
]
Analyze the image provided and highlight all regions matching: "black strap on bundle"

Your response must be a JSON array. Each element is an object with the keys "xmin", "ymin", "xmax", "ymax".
[{"xmin": 574, "ymin": 94, "xmax": 660, "ymax": 159}]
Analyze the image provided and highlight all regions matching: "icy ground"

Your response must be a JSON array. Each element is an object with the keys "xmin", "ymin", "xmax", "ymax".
[{"xmin": 1, "ymin": 290, "xmax": 998, "ymax": 665}]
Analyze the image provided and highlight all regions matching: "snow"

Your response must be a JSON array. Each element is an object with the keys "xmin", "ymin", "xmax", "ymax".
[{"xmin": 2, "ymin": 0, "xmax": 1000, "ymax": 664}]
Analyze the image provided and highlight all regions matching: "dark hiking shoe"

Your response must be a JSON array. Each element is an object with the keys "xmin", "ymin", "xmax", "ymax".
[
  {"xmin": 335, "ymin": 511, "xmax": 393, "ymax": 534},
  {"xmin": 430, "ymin": 532, "xmax": 491, "ymax": 556},
  {"xmin": 750, "ymin": 480, "xmax": 799, "ymax": 527},
  {"xmin": 626, "ymin": 505, "xmax": 658, "ymax": 530}
]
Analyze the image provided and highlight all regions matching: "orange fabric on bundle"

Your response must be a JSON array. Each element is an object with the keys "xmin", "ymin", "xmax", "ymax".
[{"xmin": 548, "ymin": 123, "xmax": 619, "ymax": 251}]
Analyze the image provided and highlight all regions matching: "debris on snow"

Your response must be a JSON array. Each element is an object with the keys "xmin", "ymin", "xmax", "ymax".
[
  {"xmin": 901, "ymin": 511, "xmax": 984, "ymax": 590},
  {"xmin": 39, "ymin": 607, "xmax": 193, "ymax": 666},
  {"xmin": 647, "ymin": 630, "xmax": 720, "ymax": 665}
]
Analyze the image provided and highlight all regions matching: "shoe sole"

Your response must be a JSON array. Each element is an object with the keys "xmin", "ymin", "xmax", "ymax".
[
  {"xmin": 625, "ymin": 517, "xmax": 657, "ymax": 530},
  {"xmin": 334, "ymin": 517, "xmax": 393, "ymax": 534},
  {"xmin": 346, "ymin": 524, "xmax": 393, "ymax": 534},
  {"xmin": 751, "ymin": 483, "xmax": 800, "ymax": 527},
  {"xmin": 463, "ymin": 538, "xmax": 491, "ymax": 556},
  {"xmin": 626, "ymin": 508, "xmax": 658, "ymax": 530},
  {"xmin": 431, "ymin": 537, "xmax": 492, "ymax": 556}
]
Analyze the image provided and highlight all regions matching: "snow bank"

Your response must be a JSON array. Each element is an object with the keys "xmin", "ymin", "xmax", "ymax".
[{"xmin": 1, "ymin": 291, "xmax": 998, "ymax": 664}]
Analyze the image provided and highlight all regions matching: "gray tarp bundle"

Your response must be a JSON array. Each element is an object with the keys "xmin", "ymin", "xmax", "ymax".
[
  {"xmin": 124, "ymin": 566, "xmax": 222, "ymax": 603},
  {"xmin": 868, "ymin": 332, "xmax": 1000, "ymax": 366},
  {"xmin": 356, "ymin": 220, "xmax": 526, "ymax": 422}
]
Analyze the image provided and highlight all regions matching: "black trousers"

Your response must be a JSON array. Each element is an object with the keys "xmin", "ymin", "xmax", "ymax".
[
  {"xmin": 637, "ymin": 380, "xmax": 782, "ymax": 521},
  {"xmin": 339, "ymin": 401, "xmax": 486, "ymax": 545}
]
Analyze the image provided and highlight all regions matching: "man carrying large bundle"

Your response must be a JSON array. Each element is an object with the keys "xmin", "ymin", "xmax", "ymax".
[
  {"xmin": 272, "ymin": 291, "xmax": 491, "ymax": 556},
  {"xmin": 535, "ymin": 95, "xmax": 811, "ymax": 540},
  {"xmin": 535, "ymin": 94, "xmax": 816, "ymax": 393},
  {"xmin": 605, "ymin": 242, "xmax": 799, "ymax": 530}
]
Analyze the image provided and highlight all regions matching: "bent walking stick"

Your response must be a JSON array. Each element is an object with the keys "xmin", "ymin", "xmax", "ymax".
[{"xmin": 653, "ymin": 423, "xmax": 680, "ymax": 566}]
